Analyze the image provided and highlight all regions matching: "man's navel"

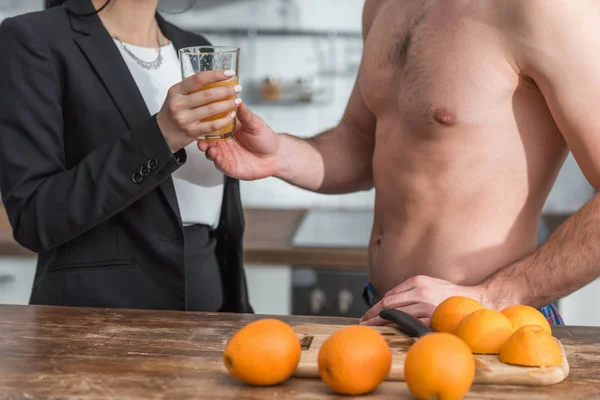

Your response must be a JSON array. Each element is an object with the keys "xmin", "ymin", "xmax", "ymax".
[{"xmin": 433, "ymin": 107, "xmax": 457, "ymax": 127}]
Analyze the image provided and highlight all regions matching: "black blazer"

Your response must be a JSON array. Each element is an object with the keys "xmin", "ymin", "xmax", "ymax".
[{"xmin": 0, "ymin": 0, "xmax": 252, "ymax": 313}]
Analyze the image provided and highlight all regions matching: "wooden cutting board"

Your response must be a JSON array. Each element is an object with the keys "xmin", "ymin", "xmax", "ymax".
[{"xmin": 292, "ymin": 323, "xmax": 570, "ymax": 386}]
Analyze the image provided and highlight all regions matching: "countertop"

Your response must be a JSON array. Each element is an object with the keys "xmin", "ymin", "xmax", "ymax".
[
  {"xmin": 1, "ymin": 304, "xmax": 599, "ymax": 399},
  {"xmin": 0, "ymin": 205, "xmax": 369, "ymax": 268}
]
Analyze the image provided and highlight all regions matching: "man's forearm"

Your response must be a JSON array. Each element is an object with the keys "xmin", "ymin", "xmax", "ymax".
[
  {"xmin": 274, "ymin": 126, "xmax": 374, "ymax": 194},
  {"xmin": 274, "ymin": 132, "xmax": 327, "ymax": 192},
  {"xmin": 482, "ymin": 192, "xmax": 600, "ymax": 309}
]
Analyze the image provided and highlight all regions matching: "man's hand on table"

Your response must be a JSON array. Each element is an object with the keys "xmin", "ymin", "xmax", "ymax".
[{"xmin": 359, "ymin": 275, "xmax": 491, "ymax": 326}]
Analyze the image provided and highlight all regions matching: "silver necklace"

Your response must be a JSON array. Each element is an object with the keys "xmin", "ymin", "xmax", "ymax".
[{"xmin": 115, "ymin": 30, "xmax": 164, "ymax": 70}]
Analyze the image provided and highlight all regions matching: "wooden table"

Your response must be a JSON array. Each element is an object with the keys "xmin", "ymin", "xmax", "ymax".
[{"xmin": 1, "ymin": 305, "xmax": 599, "ymax": 399}]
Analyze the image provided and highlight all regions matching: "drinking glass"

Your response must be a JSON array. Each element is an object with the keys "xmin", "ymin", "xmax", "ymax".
[{"xmin": 179, "ymin": 46, "xmax": 240, "ymax": 141}]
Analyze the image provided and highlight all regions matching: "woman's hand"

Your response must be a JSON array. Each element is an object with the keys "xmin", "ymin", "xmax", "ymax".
[{"xmin": 157, "ymin": 70, "xmax": 242, "ymax": 153}]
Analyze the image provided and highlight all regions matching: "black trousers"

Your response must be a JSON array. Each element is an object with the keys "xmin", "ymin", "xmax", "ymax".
[{"xmin": 184, "ymin": 224, "xmax": 223, "ymax": 311}]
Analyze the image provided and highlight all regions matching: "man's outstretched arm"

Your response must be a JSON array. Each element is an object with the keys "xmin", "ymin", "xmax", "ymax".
[{"xmin": 200, "ymin": 0, "xmax": 381, "ymax": 194}]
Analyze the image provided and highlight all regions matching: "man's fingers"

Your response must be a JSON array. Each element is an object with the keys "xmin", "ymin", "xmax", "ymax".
[
  {"xmin": 360, "ymin": 302, "xmax": 436, "ymax": 326},
  {"xmin": 397, "ymin": 303, "xmax": 437, "ymax": 319},
  {"xmin": 381, "ymin": 291, "xmax": 420, "ymax": 310},
  {"xmin": 236, "ymin": 103, "xmax": 263, "ymax": 133},
  {"xmin": 385, "ymin": 275, "xmax": 441, "ymax": 297},
  {"xmin": 359, "ymin": 291, "xmax": 420, "ymax": 324},
  {"xmin": 358, "ymin": 300, "xmax": 384, "ymax": 324},
  {"xmin": 197, "ymin": 141, "xmax": 210, "ymax": 152},
  {"xmin": 206, "ymin": 146, "xmax": 218, "ymax": 161},
  {"xmin": 360, "ymin": 316, "xmax": 390, "ymax": 326},
  {"xmin": 385, "ymin": 279, "xmax": 415, "ymax": 297}
]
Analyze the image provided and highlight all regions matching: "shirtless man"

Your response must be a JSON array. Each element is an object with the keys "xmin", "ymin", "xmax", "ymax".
[{"xmin": 198, "ymin": 0, "xmax": 600, "ymax": 325}]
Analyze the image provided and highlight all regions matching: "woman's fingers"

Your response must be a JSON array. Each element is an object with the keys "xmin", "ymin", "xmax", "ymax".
[
  {"xmin": 185, "ymin": 111, "xmax": 236, "ymax": 138},
  {"xmin": 178, "ymin": 69, "xmax": 235, "ymax": 94},
  {"xmin": 185, "ymin": 84, "xmax": 241, "ymax": 108}
]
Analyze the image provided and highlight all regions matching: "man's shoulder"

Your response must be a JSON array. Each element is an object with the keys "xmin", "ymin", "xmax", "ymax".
[
  {"xmin": 362, "ymin": 0, "xmax": 393, "ymax": 38},
  {"xmin": 502, "ymin": 0, "xmax": 591, "ymax": 35},
  {"xmin": 499, "ymin": 0, "xmax": 597, "ymax": 67}
]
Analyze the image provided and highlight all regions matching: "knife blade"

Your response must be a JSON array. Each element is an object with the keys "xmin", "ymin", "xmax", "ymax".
[{"xmin": 379, "ymin": 309, "xmax": 492, "ymax": 372}]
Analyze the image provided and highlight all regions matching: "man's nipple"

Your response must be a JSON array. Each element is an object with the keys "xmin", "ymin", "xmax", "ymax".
[{"xmin": 433, "ymin": 108, "xmax": 457, "ymax": 127}]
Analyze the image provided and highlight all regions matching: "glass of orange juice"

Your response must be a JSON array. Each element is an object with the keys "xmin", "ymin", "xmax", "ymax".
[{"xmin": 179, "ymin": 46, "xmax": 240, "ymax": 141}]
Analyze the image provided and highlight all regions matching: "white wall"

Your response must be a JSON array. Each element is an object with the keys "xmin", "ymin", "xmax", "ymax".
[
  {"xmin": 163, "ymin": 0, "xmax": 365, "ymax": 31},
  {"xmin": 0, "ymin": 0, "xmax": 43, "ymax": 21}
]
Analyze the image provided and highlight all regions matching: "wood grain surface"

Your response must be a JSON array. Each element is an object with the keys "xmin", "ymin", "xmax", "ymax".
[
  {"xmin": 292, "ymin": 323, "xmax": 569, "ymax": 386},
  {"xmin": 0, "ymin": 305, "xmax": 599, "ymax": 399}
]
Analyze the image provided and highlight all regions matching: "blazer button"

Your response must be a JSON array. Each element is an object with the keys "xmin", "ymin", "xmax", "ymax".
[
  {"xmin": 131, "ymin": 171, "xmax": 143, "ymax": 184},
  {"xmin": 173, "ymin": 150, "xmax": 185, "ymax": 164},
  {"xmin": 140, "ymin": 165, "xmax": 150, "ymax": 176},
  {"xmin": 147, "ymin": 158, "xmax": 158, "ymax": 170}
]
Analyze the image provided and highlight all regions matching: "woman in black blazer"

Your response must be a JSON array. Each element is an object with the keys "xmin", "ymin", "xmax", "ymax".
[{"xmin": 0, "ymin": 0, "xmax": 253, "ymax": 313}]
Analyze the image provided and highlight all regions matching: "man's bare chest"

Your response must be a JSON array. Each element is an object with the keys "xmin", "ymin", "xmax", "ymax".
[{"xmin": 359, "ymin": 1, "xmax": 518, "ymax": 128}]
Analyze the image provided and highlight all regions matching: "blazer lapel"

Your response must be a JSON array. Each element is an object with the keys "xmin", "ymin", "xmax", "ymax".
[
  {"xmin": 66, "ymin": 0, "xmax": 151, "ymax": 132},
  {"xmin": 64, "ymin": 0, "xmax": 208, "ymax": 228}
]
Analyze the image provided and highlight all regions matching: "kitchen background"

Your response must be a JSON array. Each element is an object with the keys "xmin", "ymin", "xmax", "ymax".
[{"xmin": 0, "ymin": 0, "xmax": 598, "ymax": 325}]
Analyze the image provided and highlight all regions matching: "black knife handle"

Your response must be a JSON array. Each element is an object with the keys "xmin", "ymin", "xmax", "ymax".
[{"xmin": 379, "ymin": 309, "xmax": 433, "ymax": 338}]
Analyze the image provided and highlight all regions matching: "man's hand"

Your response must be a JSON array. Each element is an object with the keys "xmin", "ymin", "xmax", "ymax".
[
  {"xmin": 197, "ymin": 102, "xmax": 280, "ymax": 180},
  {"xmin": 359, "ymin": 275, "xmax": 487, "ymax": 326}
]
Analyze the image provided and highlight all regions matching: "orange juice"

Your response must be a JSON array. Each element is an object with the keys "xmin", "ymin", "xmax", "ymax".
[{"xmin": 195, "ymin": 76, "xmax": 239, "ymax": 140}]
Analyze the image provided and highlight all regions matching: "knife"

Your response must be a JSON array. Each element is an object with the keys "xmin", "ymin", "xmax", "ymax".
[{"xmin": 379, "ymin": 309, "xmax": 492, "ymax": 372}]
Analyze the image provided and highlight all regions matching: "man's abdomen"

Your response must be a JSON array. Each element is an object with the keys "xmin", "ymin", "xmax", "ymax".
[{"xmin": 367, "ymin": 124, "xmax": 567, "ymax": 298}]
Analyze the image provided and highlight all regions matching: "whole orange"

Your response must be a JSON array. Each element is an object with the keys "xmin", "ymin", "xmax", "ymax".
[
  {"xmin": 318, "ymin": 325, "xmax": 392, "ymax": 395},
  {"xmin": 430, "ymin": 296, "xmax": 484, "ymax": 334},
  {"xmin": 499, "ymin": 325, "xmax": 563, "ymax": 367},
  {"xmin": 223, "ymin": 318, "xmax": 301, "ymax": 386},
  {"xmin": 404, "ymin": 332, "xmax": 475, "ymax": 400},
  {"xmin": 501, "ymin": 305, "xmax": 552, "ymax": 335},
  {"xmin": 455, "ymin": 309, "xmax": 515, "ymax": 354}
]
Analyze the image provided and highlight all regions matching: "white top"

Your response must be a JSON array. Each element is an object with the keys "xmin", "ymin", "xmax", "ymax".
[{"xmin": 114, "ymin": 40, "xmax": 224, "ymax": 228}]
